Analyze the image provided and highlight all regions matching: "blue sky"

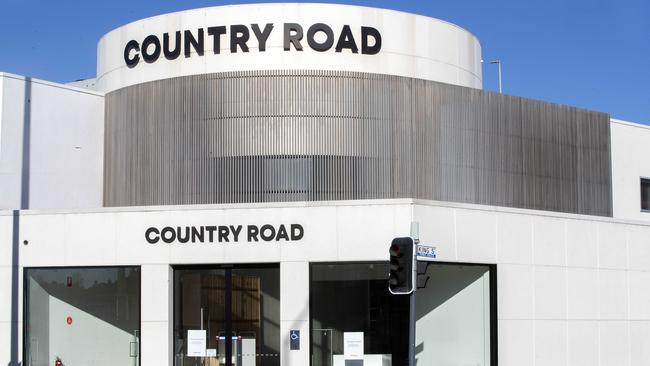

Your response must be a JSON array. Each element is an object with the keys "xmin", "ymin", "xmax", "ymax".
[{"xmin": 1, "ymin": 0, "xmax": 648, "ymax": 123}]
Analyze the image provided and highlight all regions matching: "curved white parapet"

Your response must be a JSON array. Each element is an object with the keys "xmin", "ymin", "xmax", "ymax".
[{"xmin": 96, "ymin": 3, "xmax": 482, "ymax": 93}]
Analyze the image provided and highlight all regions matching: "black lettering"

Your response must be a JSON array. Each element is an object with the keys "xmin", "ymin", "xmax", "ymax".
[
  {"xmin": 218, "ymin": 226, "xmax": 230, "ymax": 242},
  {"xmin": 141, "ymin": 35, "xmax": 161, "ymax": 63},
  {"xmin": 184, "ymin": 29, "xmax": 204, "ymax": 57},
  {"xmin": 283, "ymin": 23, "xmax": 303, "ymax": 51},
  {"xmin": 260, "ymin": 224, "xmax": 276, "ymax": 241},
  {"xmin": 160, "ymin": 227, "xmax": 176, "ymax": 243},
  {"xmin": 276, "ymin": 225, "xmax": 290, "ymax": 241},
  {"xmin": 124, "ymin": 40, "xmax": 140, "ymax": 68},
  {"xmin": 163, "ymin": 31, "xmax": 181, "ymax": 60},
  {"xmin": 230, "ymin": 225, "xmax": 242, "ymax": 242},
  {"xmin": 291, "ymin": 224, "xmax": 304, "ymax": 240},
  {"xmin": 205, "ymin": 226, "xmax": 217, "ymax": 242},
  {"xmin": 361, "ymin": 26, "xmax": 381, "ymax": 55},
  {"xmin": 230, "ymin": 25, "xmax": 250, "ymax": 52},
  {"xmin": 248, "ymin": 225, "xmax": 259, "ymax": 241},
  {"xmin": 335, "ymin": 25, "xmax": 358, "ymax": 53},
  {"xmin": 208, "ymin": 26, "xmax": 226, "ymax": 54},
  {"xmin": 145, "ymin": 227, "xmax": 160, "ymax": 244},
  {"xmin": 251, "ymin": 23, "xmax": 274, "ymax": 52},
  {"xmin": 307, "ymin": 23, "xmax": 334, "ymax": 52},
  {"xmin": 191, "ymin": 226, "xmax": 204, "ymax": 243},
  {"xmin": 177, "ymin": 226, "xmax": 190, "ymax": 243}
]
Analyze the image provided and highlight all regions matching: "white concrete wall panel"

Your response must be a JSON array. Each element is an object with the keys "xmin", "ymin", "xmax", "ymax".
[
  {"xmin": 599, "ymin": 321, "xmax": 630, "ymax": 366},
  {"xmin": 534, "ymin": 266, "xmax": 568, "ymax": 320},
  {"xmin": 496, "ymin": 212, "xmax": 533, "ymax": 265},
  {"xmin": 412, "ymin": 205, "xmax": 457, "ymax": 262},
  {"xmin": 599, "ymin": 269, "xmax": 628, "ymax": 319},
  {"xmin": 96, "ymin": 4, "xmax": 482, "ymax": 92},
  {"xmin": 0, "ymin": 322, "xmax": 9, "ymax": 366},
  {"xmin": 597, "ymin": 221, "xmax": 628, "ymax": 270},
  {"xmin": 0, "ymin": 73, "xmax": 104, "ymax": 210},
  {"xmin": 532, "ymin": 216, "xmax": 566, "ymax": 266},
  {"xmin": 0, "ymin": 75, "xmax": 3, "ymax": 150},
  {"xmin": 566, "ymin": 220, "xmax": 598, "ymax": 268},
  {"xmin": 567, "ymin": 267, "xmax": 599, "ymax": 320},
  {"xmin": 497, "ymin": 264, "xmax": 533, "ymax": 319},
  {"xmin": 280, "ymin": 261, "xmax": 309, "ymax": 366},
  {"xmin": 611, "ymin": 119, "xmax": 650, "ymax": 221},
  {"xmin": 498, "ymin": 319, "xmax": 534, "ymax": 366},
  {"xmin": 535, "ymin": 320, "xmax": 568, "ymax": 366},
  {"xmin": 567, "ymin": 321, "xmax": 598, "ymax": 366},
  {"xmin": 28, "ymin": 81, "xmax": 104, "ymax": 209},
  {"xmin": 631, "ymin": 322, "xmax": 650, "ymax": 366},
  {"xmin": 455, "ymin": 209, "xmax": 497, "ymax": 263},
  {"xmin": 140, "ymin": 264, "xmax": 172, "ymax": 366},
  {"xmin": 0, "ymin": 76, "xmax": 25, "ymax": 209}
]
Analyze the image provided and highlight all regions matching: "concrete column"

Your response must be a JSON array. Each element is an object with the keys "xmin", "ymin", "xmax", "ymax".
[
  {"xmin": 140, "ymin": 264, "xmax": 173, "ymax": 366},
  {"xmin": 281, "ymin": 261, "xmax": 310, "ymax": 365}
]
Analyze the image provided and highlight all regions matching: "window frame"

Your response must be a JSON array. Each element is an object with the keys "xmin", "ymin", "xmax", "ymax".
[{"xmin": 641, "ymin": 177, "xmax": 650, "ymax": 212}]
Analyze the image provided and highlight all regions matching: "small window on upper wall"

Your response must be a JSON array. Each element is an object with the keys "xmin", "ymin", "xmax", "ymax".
[{"xmin": 642, "ymin": 178, "xmax": 650, "ymax": 211}]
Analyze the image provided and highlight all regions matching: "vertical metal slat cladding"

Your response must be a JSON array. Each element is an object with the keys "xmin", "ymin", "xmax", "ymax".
[{"xmin": 104, "ymin": 70, "xmax": 612, "ymax": 216}]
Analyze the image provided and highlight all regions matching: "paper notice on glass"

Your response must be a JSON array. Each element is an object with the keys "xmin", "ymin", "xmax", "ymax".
[
  {"xmin": 343, "ymin": 332, "xmax": 364, "ymax": 360},
  {"xmin": 206, "ymin": 349, "xmax": 217, "ymax": 357},
  {"xmin": 187, "ymin": 330, "xmax": 207, "ymax": 357}
]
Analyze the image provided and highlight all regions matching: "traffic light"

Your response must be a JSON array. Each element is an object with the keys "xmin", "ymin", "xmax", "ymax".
[{"xmin": 388, "ymin": 237, "xmax": 415, "ymax": 294}]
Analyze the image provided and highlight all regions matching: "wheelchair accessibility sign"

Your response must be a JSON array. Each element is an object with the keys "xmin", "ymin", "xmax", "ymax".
[{"xmin": 290, "ymin": 330, "xmax": 300, "ymax": 350}]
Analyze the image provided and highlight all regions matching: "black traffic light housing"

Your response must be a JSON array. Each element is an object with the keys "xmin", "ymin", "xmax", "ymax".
[{"xmin": 388, "ymin": 237, "xmax": 415, "ymax": 294}]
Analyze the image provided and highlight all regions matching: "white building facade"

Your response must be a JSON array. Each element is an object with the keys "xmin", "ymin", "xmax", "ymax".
[{"xmin": 1, "ymin": 4, "xmax": 650, "ymax": 366}]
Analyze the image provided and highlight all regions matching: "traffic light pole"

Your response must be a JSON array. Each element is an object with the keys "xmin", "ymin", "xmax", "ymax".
[
  {"xmin": 409, "ymin": 290, "xmax": 416, "ymax": 366},
  {"xmin": 408, "ymin": 222, "xmax": 419, "ymax": 366}
]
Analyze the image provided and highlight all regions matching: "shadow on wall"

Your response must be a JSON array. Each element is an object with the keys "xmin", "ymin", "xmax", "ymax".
[{"xmin": 415, "ymin": 264, "xmax": 488, "ymax": 317}]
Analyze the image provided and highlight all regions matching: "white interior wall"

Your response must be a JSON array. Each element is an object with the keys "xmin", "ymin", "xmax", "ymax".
[
  {"xmin": 25, "ymin": 277, "xmax": 136, "ymax": 366},
  {"xmin": 0, "ymin": 73, "xmax": 104, "ymax": 210},
  {"xmin": 48, "ymin": 291, "xmax": 136, "ymax": 365},
  {"xmin": 415, "ymin": 266, "xmax": 490, "ymax": 366}
]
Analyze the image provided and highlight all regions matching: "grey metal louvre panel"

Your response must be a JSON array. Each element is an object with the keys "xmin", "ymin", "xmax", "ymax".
[{"xmin": 104, "ymin": 70, "xmax": 612, "ymax": 216}]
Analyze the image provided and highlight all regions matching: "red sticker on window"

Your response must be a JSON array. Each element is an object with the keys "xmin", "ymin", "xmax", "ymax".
[{"xmin": 66, "ymin": 316, "xmax": 73, "ymax": 325}]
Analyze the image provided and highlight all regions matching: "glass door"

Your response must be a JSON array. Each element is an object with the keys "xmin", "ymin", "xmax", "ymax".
[{"xmin": 174, "ymin": 265, "xmax": 280, "ymax": 366}]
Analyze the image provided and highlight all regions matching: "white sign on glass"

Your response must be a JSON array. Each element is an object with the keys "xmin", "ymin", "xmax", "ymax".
[
  {"xmin": 343, "ymin": 332, "xmax": 364, "ymax": 360},
  {"xmin": 187, "ymin": 330, "xmax": 207, "ymax": 357},
  {"xmin": 206, "ymin": 349, "xmax": 217, "ymax": 357}
]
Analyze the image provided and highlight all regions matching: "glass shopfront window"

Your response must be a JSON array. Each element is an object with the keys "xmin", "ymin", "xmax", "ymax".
[
  {"xmin": 24, "ymin": 267, "xmax": 141, "ymax": 366},
  {"xmin": 174, "ymin": 265, "xmax": 280, "ymax": 366},
  {"xmin": 415, "ymin": 263, "xmax": 494, "ymax": 366},
  {"xmin": 310, "ymin": 262, "xmax": 495, "ymax": 366},
  {"xmin": 310, "ymin": 263, "xmax": 410, "ymax": 366}
]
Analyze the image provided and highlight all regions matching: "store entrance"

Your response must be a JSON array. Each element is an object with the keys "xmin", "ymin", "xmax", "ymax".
[{"xmin": 173, "ymin": 265, "xmax": 280, "ymax": 366}]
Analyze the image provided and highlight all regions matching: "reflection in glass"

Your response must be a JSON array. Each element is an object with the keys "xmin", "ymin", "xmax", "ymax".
[{"xmin": 24, "ymin": 267, "xmax": 140, "ymax": 366}]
